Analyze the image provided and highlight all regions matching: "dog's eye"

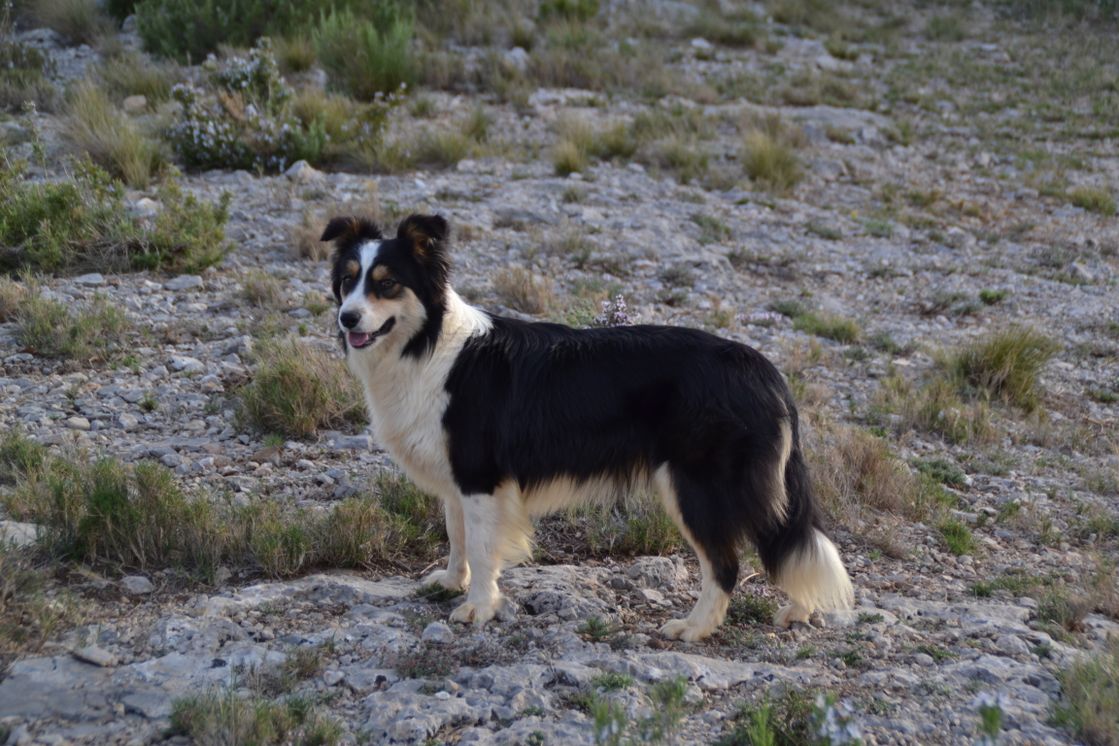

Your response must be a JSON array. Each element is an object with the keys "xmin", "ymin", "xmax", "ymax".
[{"xmin": 378, "ymin": 278, "xmax": 398, "ymax": 291}]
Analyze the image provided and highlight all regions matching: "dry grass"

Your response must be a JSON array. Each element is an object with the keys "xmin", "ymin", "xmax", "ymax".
[
  {"xmin": 31, "ymin": 0, "xmax": 109, "ymax": 44},
  {"xmin": 493, "ymin": 267, "xmax": 554, "ymax": 314},
  {"xmin": 16, "ymin": 294, "xmax": 130, "ymax": 362},
  {"xmin": 877, "ymin": 373, "xmax": 995, "ymax": 445},
  {"xmin": 1054, "ymin": 638, "xmax": 1119, "ymax": 745},
  {"xmin": 1068, "ymin": 185, "xmax": 1117, "ymax": 216},
  {"xmin": 242, "ymin": 270, "xmax": 286, "ymax": 309},
  {"xmin": 63, "ymin": 80, "xmax": 166, "ymax": 188},
  {"xmin": 95, "ymin": 52, "xmax": 177, "ymax": 105},
  {"xmin": 742, "ymin": 126, "xmax": 802, "ymax": 194},
  {"xmin": 0, "ymin": 276, "xmax": 30, "ymax": 322},
  {"xmin": 237, "ymin": 337, "xmax": 366, "ymax": 439},
  {"xmin": 948, "ymin": 327, "xmax": 1058, "ymax": 411},
  {"xmin": 291, "ymin": 190, "xmax": 382, "ymax": 261}
]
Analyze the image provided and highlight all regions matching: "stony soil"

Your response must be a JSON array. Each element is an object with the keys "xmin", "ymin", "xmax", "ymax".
[{"xmin": 1, "ymin": 3, "xmax": 1118, "ymax": 744}]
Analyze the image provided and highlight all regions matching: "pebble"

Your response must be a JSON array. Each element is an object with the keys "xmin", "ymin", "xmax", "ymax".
[
  {"xmin": 65, "ymin": 416, "xmax": 91, "ymax": 431},
  {"xmin": 164, "ymin": 275, "xmax": 204, "ymax": 292},
  {"xmin": 120, "ymin": 576, "xmax": 154, "ymax": 595},
  {"xmin": 421, "ymin": 622, "xmax": 455, "ymax": 644},
  {"xmin": 72, "ymin": 646, "xmax": 118, "ymax": 668}
]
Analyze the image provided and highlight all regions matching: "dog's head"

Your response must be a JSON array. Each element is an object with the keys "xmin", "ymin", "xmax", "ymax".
[{"xmin": 322, "ymin": 214, "xmax": 450, "ymax": 358}]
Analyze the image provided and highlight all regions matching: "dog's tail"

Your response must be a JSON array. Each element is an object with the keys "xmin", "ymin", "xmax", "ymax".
[{"xmin": 755, "ymin": 413, "xmax": 854, "ymax": 625}]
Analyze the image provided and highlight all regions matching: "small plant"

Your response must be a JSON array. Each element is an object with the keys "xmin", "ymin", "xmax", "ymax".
[
  {"xmin": 169, "ymin": 688, "xmax": 341, "ymax": 745},
  {"xmin": 742, "ymin": 129, "xmax": 801, "ymax": 194},
  {"xmin": 0, "ymin": 157, "xmax": 230, "ymax": 275},
  {"xmin": 30, "ymin": 0, "xmax": 109, "ymax": 45},
  {"xmin": 592, "ymin": 295, "xmax": 634, "ymax": 328},
  {"xmin": 811, "ymin": 694, "xmax": 862, "ymax": 745},
  {"xmin": 727, "ymin": 593, "xmax": 778, "ymax": 626},
  {"xmin": 979, "ymin": 289, "xmax": 1008, "ymax": 305},
  {"xmin": 793, "ymin": 312, "xmax": 859, "ymax": 344},
  {"xmin": 583, "ymin": 499, "xmax": 682, "ymax": 557},
  {"xmin": 1053, "ymin": 638, "xmax": 1119, "ymax": 745},
  {"xmin": 913, "ymin": 458, "xmax": 967, "ymax": 489},
  {"xmin": 939, "ymin": 518, "xmax": 975, "ymax": 556},
  {"xmin": 493, "ymin": 268, "xmax": 554, "ymax": 314},
  {"xmin": 591, "ymin": 672, "xmax": 634, "ymax": 692},
  {"xmin": 948, "ymin": 327, "xmax": 1058, "ymax": 411},
  {"xmin": 691, "ymin": 213, "xmax": 732, "ymax": 244},
  {"xmin": 237, "ymin": 337, "xmax": 366, "ymax": 439},
  {"xmin": 243, "ymin": 271, "xmax": 286, "ymax": 308},
  {"xmin": 578, "ymin": 616, "xmax": 618, "ymax": 642},
  {"xmin": 973, "ymin": 692, "xmax": 1004, "ymax": 745},
  {"xmin": 16, "ymin": 295, "xmax": 130, "ymax": 361},
  {"xmin": 63, "ymin": 80, "xmax": 166, "ymax": 188},
  {"xmin": 1068, "ymin": 186, "xmax": 1116, "ymax": 216},
  {"xmin": 313, "ymin": 6, "xmax": 416, "ymax": 100}
]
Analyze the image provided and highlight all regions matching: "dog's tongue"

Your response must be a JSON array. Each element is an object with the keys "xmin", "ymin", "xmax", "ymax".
[{"xmin": 348, "ymin": 331, "xmax": 371, "ymax": 347}]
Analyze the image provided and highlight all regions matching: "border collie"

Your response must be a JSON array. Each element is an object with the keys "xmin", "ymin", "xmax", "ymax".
[{"xmin": 323, "ymin": 214, "xmax": 853, "ymax": 641}]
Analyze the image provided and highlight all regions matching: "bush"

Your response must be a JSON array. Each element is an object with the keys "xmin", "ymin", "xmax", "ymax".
[
  {"xmin": 1, "ymin": 8, "xmax": 57, "ymax": 112},
  {"xmin": 237, "ymin": 337, "xmax": 366, "ymax": 439},
  {"xmin": 1053, "ymin": 639, "xmax": 1119, "ymax": 745},
  {"xmin": 169, "ymin": 41, "xmax": 392, "ymax": 172},
  {"xmin": 16, "ymin": 294, "xmax": 130, "ymax": 361},
  {"xmin": 743, "ymin": 129, "xmax": 801, "ymax": 194},
  {"xmin": 0, "ymin": 157, "xmax": 230, "ymax": 275},
  {"xmin": 170, "ymin": 689, "xmax": 342, "ymax": 745},
  {"xmin": 313, "ymin": 6, "xmax": 416, "ymax": 100},
  {"xmin": 63, "ymin": 80, "xmax": 166, "ymax": 187},
  {"xmin": 134, "ymin": 0, "xmax": 370, "ymax": 63},
  {"xmin": 948, "ymin": 327, "xmax": 1057, "ymax": 410},
  {"xmin": 29, "ymin": 0, "xmax": 109, "ymax": 45}
]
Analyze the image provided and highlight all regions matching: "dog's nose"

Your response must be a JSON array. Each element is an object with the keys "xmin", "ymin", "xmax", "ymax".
[{"xmin": 339, "ymin": 310, "xmax": 361, "ymax": 329}]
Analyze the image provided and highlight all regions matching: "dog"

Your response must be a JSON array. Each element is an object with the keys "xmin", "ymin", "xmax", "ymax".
[{"xmin": 323, "ymin": 213, "xmax": 853, "ymax": 641}]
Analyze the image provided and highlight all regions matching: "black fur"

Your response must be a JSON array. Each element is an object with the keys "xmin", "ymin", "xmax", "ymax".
[{"xmin": 442, "ymin": 317, "xmax": 821, "ymax": 594}]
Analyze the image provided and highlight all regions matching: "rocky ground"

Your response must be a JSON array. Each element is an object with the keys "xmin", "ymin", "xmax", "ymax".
[{"xmin": 1, "ymin": 1, "xmax": 1118, "ymax": 744}]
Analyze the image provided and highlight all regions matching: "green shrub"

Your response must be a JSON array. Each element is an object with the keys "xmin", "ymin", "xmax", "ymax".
[
  {"xmin": 134, "ymin": 0, "xmax": 370, "ymax": 63},
  {"xmin": 169, "ymin": 41, "xmax": 392, "ymax": 172},
  {"xmin": 743, "ymin": 129, "xmax": 801, "ymax": 194},
  {"xmin": 792, "ymin": 311, "xmax": 859, "ymax": 343},
  {"xmin": 1, "ymin": 8, "xmax": 57, "ymax": 112},
  {"xmin": 0, "ymin": 157, "xmax": 230, "ymax": 274},
  {"xmin": 313, "ymin": 7, "xmax": 416, "ymax": 100},
  {"xmin": 30, "ymin": 0, "xmax": 109, "ymax": 45},
  {"xmin": 106, "ymin": 0, "xmax": 138, "ymax": 20},
  {"xmin": 16, "ymin": 295, "xmax": 130, "ymax": 361},
  {"xmin": 948, "ymin": 327, "xmax": 1058, "ymax": 410},
  {"xmin": 63, "ymin": 80, "xmax": 166, "ymax": 187},
  {"xmin": 1068, "ymin": 186, "xmax": 1117, "ymax": 216},
  {"xmin": 237, "ymin": 337, "xmax": 366, "ymax": 439},
  {"xmin": 1053, "ymin": 638, "xmax": 1119, "ymax": 745},
  {"xmin": 539, "ymin": 0, "xmax": 598, "ymax": 22},
  {"xmin": 939, "ymin": 519, "xmax": 975, "ymax": 556},
  {"xmin": 170, "ymin": 689, "xmax": 341, "ymax": 745}
]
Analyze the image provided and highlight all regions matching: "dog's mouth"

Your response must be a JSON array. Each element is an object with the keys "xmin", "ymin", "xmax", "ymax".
[{"xmin": 347, "ymin": 317, "xmax": 395, "ymax": 349}]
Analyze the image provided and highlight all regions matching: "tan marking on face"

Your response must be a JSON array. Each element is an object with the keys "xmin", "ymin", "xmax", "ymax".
[
  {"xmin": 344, "ymin": 259, "xmax": 360, "ymax": 281},
  {"xmin": 372, "ymin": 265, "xmax": 391, "ymax": 281}
]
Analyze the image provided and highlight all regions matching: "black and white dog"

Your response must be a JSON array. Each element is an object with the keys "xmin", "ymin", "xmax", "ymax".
[{"xmin": 324, "ymin": 214, "xmax": 853, "ymax": 641}]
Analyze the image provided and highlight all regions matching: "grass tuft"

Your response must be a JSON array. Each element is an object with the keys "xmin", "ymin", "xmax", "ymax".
[
  {"xmin": 170, "ymin": 689, "xmax": 341, "ymax": 745},
  {"xmin": 742, "ymin": 117, "xmax": 802, "ymax": 194},
  {"xmin": 948, "ymin": 327, "xmax": 1058, "ymax": 410},
  {"xmin": 314, "ymin": 7, "xmax": 416, "ymax": 100},
  {"xmin": 237, "ymin": 337, "xmax": 366, "ymax": 439},
  {"xmin": 1053, "ymin": 639, "xmax": 1119, "ymax": 745},
  {"xmin": 1068, "ymin": 186, "xmax": 1117, "ymax": 216},
  {"xmin": 493, "ymin": 268, "xmax": 554, "ymax": 314},
  {"xmin": 16, "ymin": 294, "xmax": 130, "ymax": 361},
  {"xmin": 64, "ymin": 80, "xmax": 166, "ymax": 188}
]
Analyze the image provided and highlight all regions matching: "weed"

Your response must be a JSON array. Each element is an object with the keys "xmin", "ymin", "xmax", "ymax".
[
  {"xmin": 578, "ymin": 616, "xmax": 618, "ymax": 642},
  {"xmin": 726, "ymin": 593, "xmax": 778, "ymax": 626},
  {"xmin": 913, "ymin": 459, "xmax": 968, "ymax": 489},
  {"xmin": 691, "ymin": 214, "xmax": 732, "ymax": 245},
  {"xmin": 1068, "ymin": 186, "xmax": 1116, "ymax": 216},
  {"xmin": 96, "ymin": 52, "xmax": 176, "ymax": 105},
  {"xmin": 1052, "ymin": 638, "xmax": 1119, "ymax": 744},
  {"xmin": 493, "ymin": 268, "xmax": 554, "ymax": 314},
  {"xmin": 394, "ymin": 642, "xmax": 457, "ymax": 679},
  {"xmin": 793, "ymin": 312, "xmax": 859, "ymax": 344},
  {"xmin": 16, "ymin": 295, "xmax": 130, "ymax": 361},
  {"xmin": 0, "ymin": 157, "xmax": 230, "ymax": 275},
  {"xmin": 243, "ymin": 271, "xmax": 286, "ymax": 309},
  {"xmin": 64, "ymin": 80, "xmax": 166, "ymax": 188},
  {"xmin": 169, "ymin": 688, "xmax": 341, "ymax": 745},
  {"xmin": 591, "ymin": 672, "xmax": 634, "ymax": 692},
  {"xmin": 314, "ymin": 6, "xmax": 416, "ymax": 100},
  {"xmin": 31, "ymin": 0, "xmax": 109, "ymax": 45},
  {"xmin": 742, "ymin": 129, "xmax": 801, "ymax": 194},
  {"xmin": 939, "ymin": 519, "xmax": 975, "ymax": 556},
  {"xmin": 948, "ymin": 327, "xmax": 1058, "ymax": 410},
  {"xmin": 583, "ymin": 499, "xmax": 682, "ymax": 557},
  {"xmin": 237, "ymin": 337, "xmax": 366, "ymax": 439},
  {"xmin": 979, "ymin": 289, "xmax": 1008, "ymax": 305}
]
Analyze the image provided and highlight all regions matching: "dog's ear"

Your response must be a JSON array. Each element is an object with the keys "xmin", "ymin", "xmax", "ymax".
[
  {"xmin": 320, "ymin": 216, "xmax": 383, "ymax": 244},
  {"xmin": 396, "ymin": 214, "xmax": 449, "ymax": 261}
]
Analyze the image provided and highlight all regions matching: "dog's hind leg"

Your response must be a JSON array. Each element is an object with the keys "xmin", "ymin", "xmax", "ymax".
[
  {"xmin": 449, "ymin": 482, "xmax": 528, "ymax": 627},
  {"xmin": 653, "ymin": 466, "xmax": 736, "ymax": 642},
  {"xmin": 421, "ymin": 494, "xmax": 470, "ymax": 591}
]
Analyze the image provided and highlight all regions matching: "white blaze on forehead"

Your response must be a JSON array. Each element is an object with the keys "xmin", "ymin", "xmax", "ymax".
[{"xmin": 338, "ymin": 240, "xmax": 382, "ymax": 330}]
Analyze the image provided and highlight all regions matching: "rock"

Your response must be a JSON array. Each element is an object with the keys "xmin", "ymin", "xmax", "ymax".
[
  {"xmin": 170, "ymin": 355, "xmax": 205, "ymax": 373},
  {"xmin": 117, "ymin": 412, "xmax": 139, "ymax": 430},
  {"xmin": 0, "ymin": 521, "xmax": 39, "ymax": 548},
  {"xmin": 323, "ymin": 669, "xmax": 345, "ymax": 687},
  {"xmin": 120, "ymin": 575, "xmax": 154, "ymax": 595},
  {"xmin": 130, "ymin": 197, "xmax": 160, "ymax": 219},
  {"xmin": 690, "ymin": 37, "xmax": 713, "ymax": 51},
  {"xmin": 164, "ymin": 275, "xmax": 204, "ymax": 292},
  {"xmin": 122, "ymin": 95, "xmax": 147, "ymax": 114},
  {"xmin": 65, "ymin": 416, "xmax": 91, "ymax": 431},
  {"xmin": 72, "ymin": 646, "xmax": 118, "ymax": 668},
  {"xmin": 73, "ymin": 273, "xmax": 105, "ymax": 286},
  {"xmin": 421, "ymin": 622, "xmax": 455, "ymax": 644},
  {"xmin": 331, "ymin": 433, "xmax": 372, "ymax": 451},
  {"xmin": 285, "ymin": 160, "xmax": 324, "ymax": 183},
  {"xmin": 1069, "ymin": 261, "xmax": 1094, "ymax": 283},
  {"xmin": 502, "ymin": 46, "xmax": 530, "ymax": 74}
]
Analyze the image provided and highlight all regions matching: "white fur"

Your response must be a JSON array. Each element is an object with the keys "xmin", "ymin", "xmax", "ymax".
[
  {"xmin": 653, "ymin": 465, "xmax": 730, "ymax": 641},
  {"xmin": 772, "ymin": 419, "xmax": 793, "ymax": 523},
  {"xmin": 337, "ymin": 240, "xmax": 382, "ymax": 333},
  {"xmin": 773, "ymin": 528, "xmax": 854, "ymax": 626}
]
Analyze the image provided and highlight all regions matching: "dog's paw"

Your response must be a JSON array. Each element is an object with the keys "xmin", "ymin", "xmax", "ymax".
[
  {"xmin": 449, "ymin": 597, "xmax": 503, "ymax": 626},
  {"xmin": 421, "ymin": 568, "xmax": 469, "ymax": 592},
  {"xmin": 774, "ymin": 603, "xmax": 811, "ymax": 628},
  {"xmin": 659, "ymin": 618, "xmax": 712, "ymax": 642}
]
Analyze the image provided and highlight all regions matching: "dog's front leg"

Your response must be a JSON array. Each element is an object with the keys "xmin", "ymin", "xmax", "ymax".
[
  {"xmin": 421, "ymin": 493, "xmax": 470, "ymax": 591},
  {"xmin": 448, "ymin": 493, "xmax": 505, "ymax": 626}
]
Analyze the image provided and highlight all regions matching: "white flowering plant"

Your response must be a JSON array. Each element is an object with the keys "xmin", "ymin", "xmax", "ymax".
[{"xmin": 167, "ymin": 40, "xmax": 395, "ymax": 173}]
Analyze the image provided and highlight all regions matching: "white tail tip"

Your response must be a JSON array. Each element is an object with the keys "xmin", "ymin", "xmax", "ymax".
[{"xmin": 774, "ymin": 529, "xmax": 854, "ymax": 623}]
